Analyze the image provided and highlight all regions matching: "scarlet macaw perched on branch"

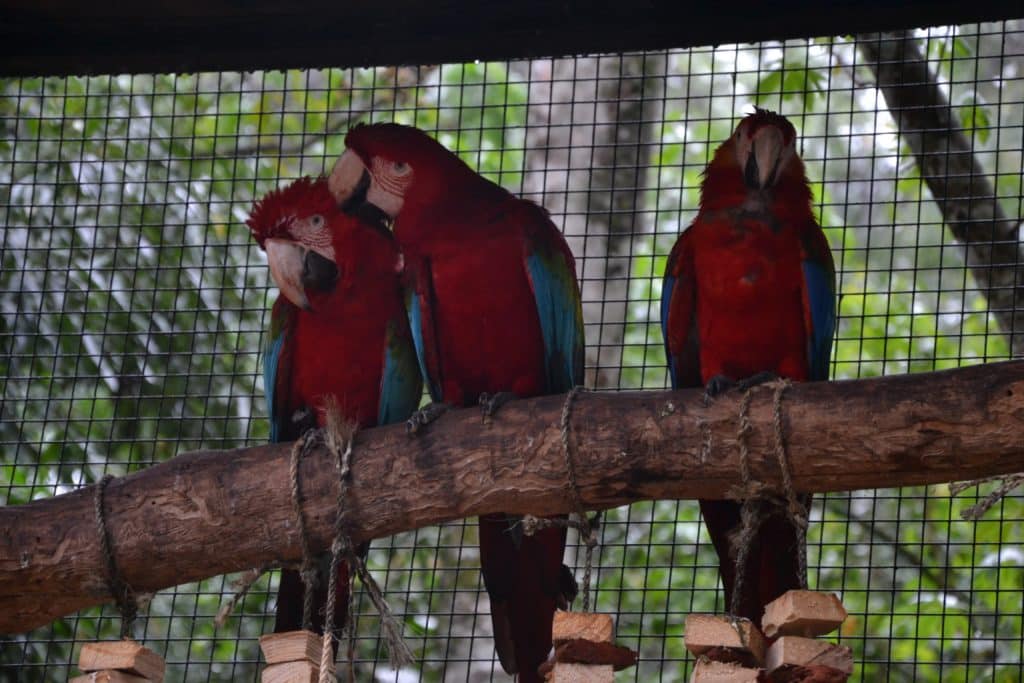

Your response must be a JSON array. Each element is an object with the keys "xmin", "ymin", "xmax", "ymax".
[
  {"xmin": 660, "ymin": 109, "xmax": 836, "ymax": 623},
  {"xmin": 330, "ymin": 123, "xmax": 584, "ymax": 682},
  {"xmin": 246, "ymin": 176, "xmax": 422, "ymax": 636}
]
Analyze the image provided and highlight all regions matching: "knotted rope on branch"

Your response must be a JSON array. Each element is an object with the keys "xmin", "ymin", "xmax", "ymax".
[{"xmin": 94, "ymin": 473, "xmax": 146, "ymax": 639}]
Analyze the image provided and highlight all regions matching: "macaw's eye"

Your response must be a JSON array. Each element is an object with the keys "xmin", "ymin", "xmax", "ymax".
[
  {"xmin": 310, "ymin": 214, "xmax": 324, "ymax": 228},
  {"xmin": 391, "ymin": 161, "xmax": 411, "ymax": 176}
]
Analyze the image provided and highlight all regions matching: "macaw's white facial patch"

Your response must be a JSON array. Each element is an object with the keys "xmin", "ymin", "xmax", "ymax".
[
  {"xmin": 367, "ymin": 156, "xmax": 411, "ymax": 217},
  {"xmin": 289, "ymin": 214, "xmax": 336, "ymax": 263}
]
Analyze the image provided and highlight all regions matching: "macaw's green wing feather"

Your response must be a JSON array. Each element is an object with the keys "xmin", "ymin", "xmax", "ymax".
[{"xmin": 522, "ymin": 211, "xmax": 584, "ymax": 393}]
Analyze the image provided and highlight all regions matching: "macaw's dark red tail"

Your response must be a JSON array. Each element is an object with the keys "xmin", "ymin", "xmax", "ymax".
[
  {"xmin": 479, "ymin": 513, "xmax": 574, "ymax": 683},
  {"xmin": 274, "ymin": 556, "xmax": 353, "ymax": 638},
  {"xmin": 699, "ymin": 496, "xmax": 810, "ymax": 626}
]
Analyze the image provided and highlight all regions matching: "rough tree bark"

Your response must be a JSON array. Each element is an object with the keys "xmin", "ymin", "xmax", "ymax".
[
  {"xmin": 858, "ymin": 31, "xmax": 1024, "ymax": 357},
  {"xmin": 3, "ymin": 360, "xmax": 1024, "ymax": 633},
  {"xmin": 520, "ymin": 53, "xmax": 665, "ymax": 388}
]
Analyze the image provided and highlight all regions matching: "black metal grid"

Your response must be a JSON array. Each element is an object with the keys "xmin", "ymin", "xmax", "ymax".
[{"xmin": 2, "ymin": 21, "xmax": 1023, "ymax": 682}]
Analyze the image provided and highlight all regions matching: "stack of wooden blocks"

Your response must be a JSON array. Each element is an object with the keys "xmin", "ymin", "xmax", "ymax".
[
  {"xmin": 685, "ymin": 590, "xmax": 853, "ymax": 682},
  {"xmin": 539, "ymin": 612, "xmax": 638, "ymax": 682},
  {"xmin": 70, "ymin": 640, "xmax": 165, "ymax": 683},
  {"xmin": 258, "ymin": 630, "xmax": 333, "ymax": 683}
]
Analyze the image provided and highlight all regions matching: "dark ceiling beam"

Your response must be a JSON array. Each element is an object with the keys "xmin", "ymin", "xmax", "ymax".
[{"xmin": 0, "ymin": 1, "xmax": 1018, "ymax": 78}]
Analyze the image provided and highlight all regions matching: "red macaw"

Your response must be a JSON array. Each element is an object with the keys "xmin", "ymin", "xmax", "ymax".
[
  {"xmin": 329, "ymin": 123, "xmax": 584, "ymax": 682},
  {"xmin": 660, "ymin": 109, "xmax": 836, "ymax": 624},
  {"xmin": 246, "ymin": 176, "xmax": 422, "ymax": 636}
]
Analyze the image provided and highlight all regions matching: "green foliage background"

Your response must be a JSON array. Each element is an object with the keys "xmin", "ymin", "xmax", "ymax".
[{"xmin": 2, "ymin": 25, "xmax": 1022, "ymax": 682}]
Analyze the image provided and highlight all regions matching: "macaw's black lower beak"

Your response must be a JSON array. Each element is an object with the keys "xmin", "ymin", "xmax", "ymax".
[
  {"xmin": 302, "ymin": 250, "xmax": 339, "ymax": 293},
  {"xmin": 744, "ymin": 147, "xmax": 761, "ymax": 190}
]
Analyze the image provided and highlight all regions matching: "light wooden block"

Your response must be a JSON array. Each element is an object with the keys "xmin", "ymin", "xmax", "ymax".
[
  {"xmin": 689, "ymin": 657, "xmax": 764, "ymax": 683},
  {"xmin": 70, "ymin": 672, "xmax": 151, "ymax": 683},
  {"xmin": 684, "ymin": 614, "xmax": 766, "ymax": 666},
  {"xmin": 545, "ymin": 662, "xmax": 614, "ymax": 682},
  {"xmin": 261, "ymin": 660, "xmax": 319, "ymax": 683},
  {"xmin": 79, "ymin": 641, "xmax": 165, "ymax": 682},
  {"xmin": 765, "ymin": 637, "xmax": 852, "ymax": 675},
  {"xmin": 258, "ymin": 630, "xmax": 322, "ymax": 664},
  {"xmin": 761, "ymin": 591, "xmax": 847, "ymax": 639},
  {"xmin": 552, "ymin": 612, "xmax": 614, "ymax": 644}
]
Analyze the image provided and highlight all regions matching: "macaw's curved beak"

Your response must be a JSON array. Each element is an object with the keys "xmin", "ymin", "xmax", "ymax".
[
  {"xmin": 329, "ymin": 149, "xmax": 403, "ymax": 223},
  {"xmin": 265, "ymin": 238, "xmax": 339, "ymax": 311},
  {"xmin": 744, "ymin": 125, "xmax": 785, "ymax": 190}
]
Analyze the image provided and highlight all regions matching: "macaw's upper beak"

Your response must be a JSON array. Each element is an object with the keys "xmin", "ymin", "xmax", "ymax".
[
  {"xmin": 744, "ymin": 125, "xmax": 785, "ymax": 190},
  {"xmin": 265, "ymin": 238, "xmax": 339, "ymax": 311},
  {"xmin": 329, "ymin": 149, "xmax": 371, "ymax": 211}
]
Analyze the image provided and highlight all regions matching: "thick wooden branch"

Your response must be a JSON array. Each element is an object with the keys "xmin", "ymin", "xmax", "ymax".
[
  {"xmin": 858, "ymin": 31, "xmax": 1024, "ymax": 357},
  {"xmin": 3, "ymin": 361, "xmax": 1024, "ymax": 633}
]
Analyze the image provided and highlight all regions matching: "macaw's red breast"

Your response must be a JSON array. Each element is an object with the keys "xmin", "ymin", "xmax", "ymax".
[{"xmin": 684, "ymin": 215, "xmax": 811, "ymax": 383}]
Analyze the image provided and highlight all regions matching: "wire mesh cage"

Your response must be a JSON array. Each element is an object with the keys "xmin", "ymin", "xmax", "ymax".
[{"xmin": 2, "ymin": 19, "xmax": 1023, "ymax": 682}]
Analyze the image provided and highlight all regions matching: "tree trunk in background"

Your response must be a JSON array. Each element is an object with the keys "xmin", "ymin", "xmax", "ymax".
[
  {"xmin": 520, "ymin": 53, "xmax": 666, "ymax": 388},
  {"xmin": 858, "ymin": 31, "xmax": 1024, "ymax": 357}
]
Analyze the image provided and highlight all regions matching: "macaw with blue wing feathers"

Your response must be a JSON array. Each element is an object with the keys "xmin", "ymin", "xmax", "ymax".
[
  {"xmin": 329, "ymin": 123, "xmax": 584, "ymax": 682},
  {"xmin": 246, "ymin": 176, "xmax": 422, "ymax": 636},
  {"xmin": 660, "ymin": 109, "xmax": 836, "ymax": 624}
]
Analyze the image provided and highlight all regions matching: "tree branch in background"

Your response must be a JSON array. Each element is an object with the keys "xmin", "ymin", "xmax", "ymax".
[
  {"xmin": 858, "ymin": 31, "xmax": 1024, "ymax": 357},
  {"xmin": 3, "ymin": 360, "xmax": 1024, "ymax": 633},
  {"xmin": 520, "ymin": 54, "xmax": 665, "ymax": 387}
]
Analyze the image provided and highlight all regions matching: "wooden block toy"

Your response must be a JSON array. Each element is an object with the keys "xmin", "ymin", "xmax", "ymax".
[
  {"xmin": 69, "ymin": 672, "xmax": 150, "ymax": 683},
  {"xmin": 761, "ymin": 591, "xmax": 847, "ymax": 639},
  {"xmin": 78, "ymin": 641, "xmax": 165, "ymax": 682},
  {"xmin": 689, "ymin": 657, "xmax": 764, "ymax": 682},
  {"xmin": 764, "ymin": 637, "xmax": 852, "ymax": 681},
  {"xmin": 545, "ymin": 662, "xmax": 614, "ymax": 682},
  {"xmin": 258, "ymin": 630, "xmax": 322, "ymax": 665},
  {"xmin": 552, "ymin": 611, "xmax": 614, "ymax": 644},
  {"xmin": 261, "ymin": 660, "xmax": 319, "ymax": 683},
  {"xmin": 552, "ymin": 639, "xmax": 637, "ymax": 670},
  {"xmin": 684, "ymin": 614, "xmax": 767, "ymax": 667}
]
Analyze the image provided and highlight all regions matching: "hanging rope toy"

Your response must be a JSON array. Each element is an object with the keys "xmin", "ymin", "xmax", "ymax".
[
  {"xmin": 318, "ymin": 400, "xmax": 414, "ymax": 683},
  {"xmin": 728, "ymin": 379, "xmax": 809, "ymax": 617},
  {"xmin": 94, "ymin": 473, "xmax": 143, "ymax": 639}
]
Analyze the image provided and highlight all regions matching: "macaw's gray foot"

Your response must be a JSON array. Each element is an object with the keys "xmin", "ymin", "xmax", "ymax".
[
  {"xmin": 736, "ymin": 370, "xmax": 780, "ymax": 392},
  {"xmin": 703, "ymin": 375, "xmax": 735, "ymax": 405},
  {"xmin": 406, "ymin": 402, "xmax": 450, "ymax": 436},
  {"xmin": 478, "ymin": 391, "xmax": 517, "ymax": 423}
]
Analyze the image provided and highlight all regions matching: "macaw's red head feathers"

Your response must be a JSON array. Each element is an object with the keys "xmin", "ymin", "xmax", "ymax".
[
  {"xmin": 329, "ymin": 122, "xmax": 501, "ymax": 221},
  {"xmin": 247, "ymin": 176, "xmax": 396, "ymax": 312},
  {"xmin": 701, "ymin": 108, "xmax": 811, "ymax": 214},
  {"xmin": 246, "ymin": 176, "xmax": 338, "ymax": 248}
]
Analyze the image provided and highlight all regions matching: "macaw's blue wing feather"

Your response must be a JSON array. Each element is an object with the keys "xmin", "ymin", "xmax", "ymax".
[
  {"xmin": 405, "ymin": 260, "xmax": 444, "ymax": 403},
  {"xmin": 378, "ymin": 317, "xmax": 425, "ymax": 425},
  {"xmin": 660, "ymin": 269, "xmax": 678, "ymax": 387},
  {"xmin": 264, "ymin": 297, "xmax": 297, "ymax": 443},
  {"xmin": 661, "ymin": 231, "xmax": 702, "ymax": 390},
  {"xmin": 801, "ymin": 225, "xmax": 837, "ymax": 382},
  {"xmin": 523, "ymin": 223, "xmax": 584, "ymax": 393}
]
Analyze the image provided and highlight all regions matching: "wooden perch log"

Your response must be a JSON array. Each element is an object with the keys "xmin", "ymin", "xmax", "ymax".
[{"xmin": 3, "ymin": 361, "xmax": 1024, "ymax": 633}]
